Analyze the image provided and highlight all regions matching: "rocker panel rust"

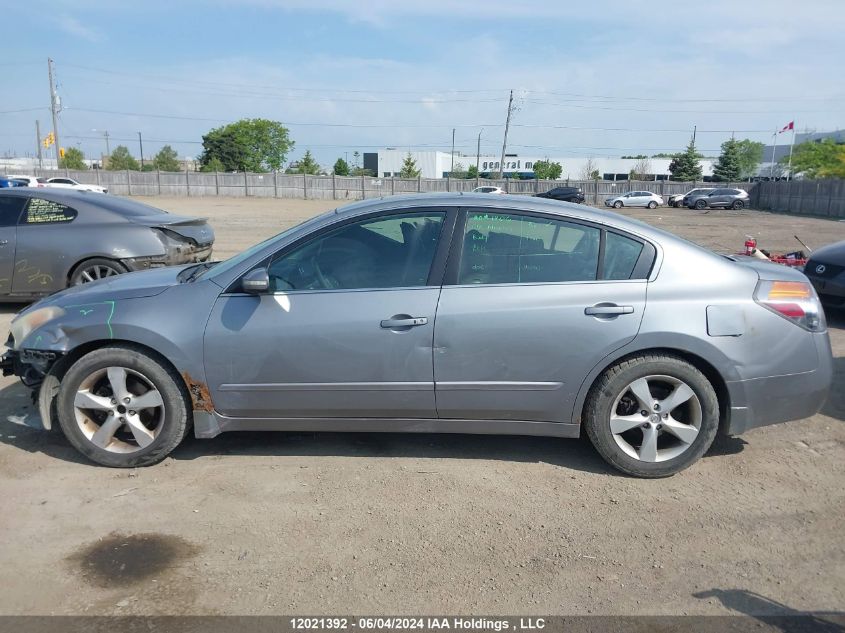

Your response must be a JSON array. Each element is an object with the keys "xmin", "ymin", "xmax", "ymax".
[{"xmin": 182, "ymin": 371, "xmax": 214, "ymax": 413}]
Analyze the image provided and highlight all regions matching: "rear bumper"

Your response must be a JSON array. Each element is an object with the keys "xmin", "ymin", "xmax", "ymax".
[
  {"xmin": 122, "ymin": 244, "xmax": 213, "ymax": 272},
  {"xmin": 725, "ymin": 332, "xmax": 833, "ymax": 434}
]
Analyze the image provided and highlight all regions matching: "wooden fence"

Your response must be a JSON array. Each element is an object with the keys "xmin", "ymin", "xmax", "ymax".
[{"xmin": 26, "ymin": 168, "xmax": 845, "ymax": 218}]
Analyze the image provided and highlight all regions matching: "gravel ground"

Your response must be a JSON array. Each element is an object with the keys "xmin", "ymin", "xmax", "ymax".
[{"xmin": 0, "ymin": 196, "xmax": 843, "ymax": 617}]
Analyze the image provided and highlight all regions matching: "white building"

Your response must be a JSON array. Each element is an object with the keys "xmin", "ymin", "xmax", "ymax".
[{"xmin": 364, "ymin": 150, "xmax": 716, "ymax": 181}]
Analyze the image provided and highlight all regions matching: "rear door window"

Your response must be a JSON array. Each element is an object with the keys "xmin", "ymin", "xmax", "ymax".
[{"xmin": 458, "ymin": 212, "xmax": 601, "ymax": 285}]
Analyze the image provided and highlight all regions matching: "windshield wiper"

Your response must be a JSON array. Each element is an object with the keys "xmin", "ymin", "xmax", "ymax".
[{"xmin": 179, "ymin": 261, "xmax": 217, "ymax": 283}]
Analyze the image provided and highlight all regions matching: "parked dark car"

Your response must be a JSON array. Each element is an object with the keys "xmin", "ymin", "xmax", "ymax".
[
  {"xmin": 535, "ymin": 186, "xmax": 585, "ymax": 204},
  {"xmin": 1, "ymin": 193, "xmax": 832, "ymax": 478},
  {"xmin": 0, "ymin": 189, "xmax": 214, "ymax": 301},
  {"xmin": 668, "ymin": 188, "xmax": 713, "ymax": 208},
  {"xmin": 804, "ymin": 240, "xmax": 845, "ymax": 308},
  {"xmin": 685, "ymin": 188, "xmax": 750, "ymax": 210}
]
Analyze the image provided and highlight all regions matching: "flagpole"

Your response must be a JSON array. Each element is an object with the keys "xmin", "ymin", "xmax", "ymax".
[
  {"xmin": 769, "ymin": 131, "xmax": 778, "ymax": 180},
  {"xmin": 786, "ymin": 120, "xmax": 796, "ymax": 181}
]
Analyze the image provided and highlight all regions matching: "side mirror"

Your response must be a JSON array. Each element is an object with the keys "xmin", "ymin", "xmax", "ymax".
[{"xmin": 242, "ymin": 268, "xmax": 270, "ymax": 294}]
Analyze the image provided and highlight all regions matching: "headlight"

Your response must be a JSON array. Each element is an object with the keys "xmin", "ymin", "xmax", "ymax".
[{"xmin": 10, "ymin": 306, "xmax": 65, "ymax": 346}]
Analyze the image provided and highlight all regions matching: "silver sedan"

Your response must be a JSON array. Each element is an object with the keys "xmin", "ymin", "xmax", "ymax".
[{"xmin": 2, "ymin": 194, "xmax": 832, "ymax": 477}]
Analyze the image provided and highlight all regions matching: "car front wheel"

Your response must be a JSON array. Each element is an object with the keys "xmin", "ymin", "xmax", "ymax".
[
  {"xmin": 584, "ymin": 354, "xmax": 720, "ymax": 477},
  {"xmin": 613, "ymin": 201, "xmax": 623, "ymax": 209},
  {"xmin": 56, "ymin": 345, "xmax": 191, "ymax": 467}
]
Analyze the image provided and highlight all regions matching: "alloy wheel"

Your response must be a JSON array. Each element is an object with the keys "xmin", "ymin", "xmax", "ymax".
[
  {"xmin": 73, "ymin": 366, "xmax": 165, "ymax": 453},
  {"xmin": 76, "ymin": 264, "xmax": 120, "ymax": 284},
  {"xmin": 609, "ymin": 374, "xmax": 702, "ymax": 463}
]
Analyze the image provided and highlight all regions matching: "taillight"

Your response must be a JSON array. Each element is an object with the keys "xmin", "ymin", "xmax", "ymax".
[{"xmin": 754, "ymin": 280, "xmax": 825, "ymax": 332}]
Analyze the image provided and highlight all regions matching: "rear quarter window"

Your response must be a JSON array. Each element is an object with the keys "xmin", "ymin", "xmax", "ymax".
[
  {"xmin": 21, "ymin": 198, "xmax": 77, "ymax": 224},
  {"xmin": 604, "ymin": 232, "xmax": 645, "ymax": 280}
]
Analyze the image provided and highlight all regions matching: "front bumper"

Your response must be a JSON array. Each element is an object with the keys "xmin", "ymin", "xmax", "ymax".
[
  {"xmin": 724, "ymin": 332, "xmax": 833, "ymax": 434},
  {"xmin": 805, "ymin": 272, "xmax": 845, "ymax": 307}
]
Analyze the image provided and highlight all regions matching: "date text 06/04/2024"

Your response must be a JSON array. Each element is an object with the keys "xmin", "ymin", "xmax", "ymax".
[{"xmin": 289, "ymin": 618, "xmax": 546, "ymax": 631}]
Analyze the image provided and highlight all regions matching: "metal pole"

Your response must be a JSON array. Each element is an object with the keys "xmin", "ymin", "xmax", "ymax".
[
  {"xmin": 303, "ymin": 172, "xmax": 307, "ymax": 199},
  {"xmin": 104, "ymin": 131, "xmax": 110, "ymax": 157},
  {"xmin": 47, "ymin": 58, "xmax": 61, "ymax": 169},
  {"xmin": 35, "ymin": 120, "xmax": 43, "ymax": 169},
  {"xmin": 138, "ymin": 132, "xmax": 144, "ymax": 169},
  {"xmin": 769, "ymin": 132, "xmax": 778, "ymax": 180},
  {"xmin": 215, "ymin": 171, "xmax": 220, "ymax": 196},
  {"xmin": 476, "ymin": 129, "xmax": 482, "ymax": 178},
  {"xmin": 274, "ymin": 170, "xmax": 278, "ymax": 198},
  {"xmin": 332, "ymin": 172, "xmax": 336, "ymax": 200},
  {"xmin": 126, "ymin": 169, "xmax": 131, "ymax": 196},
  {"xmin": 498, "ymin": 90, "xmax": 513, "ymax": 179},
  {"xmin": 786, "ymin": 122, "xmax": 796, "ymax": 181},
  {"xmin": 157, "ymin": 169, "xmax": 161, "ymax": 195},
  {"xmin": 450, "ymin": 128, "xmax": 455, "ymax": 176}
]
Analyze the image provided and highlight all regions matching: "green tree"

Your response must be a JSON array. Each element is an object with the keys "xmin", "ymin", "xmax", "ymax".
[
  {"xmin": 735, "ymin": 139, "xmax": 764, "ymax": 180},
  {"xmin": 668, "ymin": 140, "xmax": 703, "ymax": 181},
  {"xmin": 712, "ymin": 138, "xmax": 743, "ymax": 181},
  {"xmin": 533, "ymin": 159, "xmax": 562, "ymax": 180},
  {"xmin": 333, "ymin": 158, "xmax": 350, "ymax": 176},
  {"xmin": 152, "ymin": 145, "xmax": 181, "ymax": 171},
  {"xmin": 449, "ymin": 161, "xmax": 466, "ymax": 178},
  {"xmin": 351, "ymin": 167, "xmax": 374, "ymax": 177},
  {"xmin": 466, "ymin": 165, "xmax": 479, "ymax": 179},
  {"xmin": 106, "ymin": 145, "xmax": 140, "ymax": 171},
  {"xmin": 60, "ymin": 147, "xmax": 86, "ymax": 170},
  {"xmin": 398, "ymin": 153, "xmax": 421, "ymax": 178},
  {"xmin": 200, "ymin": 157, "xmax": 225, "ymax": 172},
  {"xmin": 200, "ymin": 118, "xmax": 294, "ymax": 172},
  {"xmin": 782, "ymin": 139, "xmax": 845, "ymax": 179},
  {"xmin": 296, "ymin": 150, "xmax": 321, "ymax": 175},
  {"xmin": 141, "ymin": 163, "xmax": 156, "ymax": 172}
]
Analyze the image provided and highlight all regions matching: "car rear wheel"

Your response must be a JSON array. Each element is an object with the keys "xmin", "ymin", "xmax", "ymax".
[
  {"xmin": 70, "ymin": 258, "xmax": 127, "ymax": 285},
  {"xmin": 647, "ymin": 201, "xmax": 658, "ymax": 209},
  {"xmin": 694, "ymin": 199, "xmax": 708, "ymax": 210},
  {"xmin": 56, "ymin": 345, "xmax": 191, "ymax": 467},
  {"xmin": 731, "ymin": 200, "xmax": 745, "ymax": 210},
  {"xmin": 584, "ymin": 354, "xmax": 720, "ymax": 477},
  {"xmin": 613, "ymin": 201, "xmax": 623, "ymax": 209}
]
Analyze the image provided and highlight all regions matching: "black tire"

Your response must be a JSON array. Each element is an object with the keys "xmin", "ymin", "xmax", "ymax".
[
  {"xmin": 584, "ymin": 354, "xmax": 720, "ymax": 478},
  {"xmin": 647, "ymin": 201, "xmax": 657, "ymax": 209},
  {"xmin": 56, "ymin": 345, "xmax": 191, "ymax": 467},
  {"xmin": 69, "ymin": 258, "xmax": 128, "ymax": 286},
  {"xmin": 731, "ymin": 199, "xmax": 745, "ymax": 210},
  {"xmin": 694, "ymin": 199, "xmax": 708, "ymax": 210},
  {"xmin": 613, "ymin": 201, "xmax": 623, "ymax": 209}
]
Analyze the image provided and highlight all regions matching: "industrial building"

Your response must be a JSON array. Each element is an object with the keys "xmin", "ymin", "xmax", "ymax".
[{"xmin": 364, "ymin": 149, "xmax": 717, "ymax": 181}]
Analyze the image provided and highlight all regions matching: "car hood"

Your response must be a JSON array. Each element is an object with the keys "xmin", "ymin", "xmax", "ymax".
[
  {"xmin": 22, "ymin": 265, "xmax": 193, "ymax": 315},
  {"xmin": 129, "ymin": 214, "xmax": 215, "ymax": 245},
  {"xmin": 809, "ymin": 240, "xmax": 845, "ymax": 266}
]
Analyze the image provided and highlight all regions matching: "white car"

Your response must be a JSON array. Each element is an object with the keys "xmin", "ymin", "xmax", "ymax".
[
  {"xmin": 44, "ymin": 177, "xmax": 108, "ymax": 194},
  {"xmin": 604, "ymin": 190, "xmax": 663, "ymax": 209},
  {"xmin": 472, "ymin": 186, "xmax": 505, "ymax": 194},
  {"xmin": 6, "ymin": 175, "xmax": 48, "ymax": 188}
]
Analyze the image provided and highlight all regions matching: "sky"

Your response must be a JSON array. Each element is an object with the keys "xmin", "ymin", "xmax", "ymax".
[{"xmin": 2, "ymin": 0, "xmax": 843, "ymax": 168}]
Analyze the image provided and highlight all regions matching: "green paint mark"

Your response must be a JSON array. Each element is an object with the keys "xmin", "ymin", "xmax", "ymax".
[
  {"xmin": 65, "ymin": 300, "xmax": 117, "ymax": 339},
  {"xmin": 34, "ymin": 335, "xmax": 42, "ymax": 346}
]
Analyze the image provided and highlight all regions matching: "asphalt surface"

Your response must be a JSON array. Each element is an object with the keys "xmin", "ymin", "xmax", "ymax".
[{"xmin": 0, "ymin": 197, "xmax": 843, "ymax": 616}]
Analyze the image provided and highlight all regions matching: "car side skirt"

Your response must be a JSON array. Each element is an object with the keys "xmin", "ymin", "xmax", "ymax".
[{"xmin": 193, "ymin": 411, "xmax": 581, "ymax": 440}]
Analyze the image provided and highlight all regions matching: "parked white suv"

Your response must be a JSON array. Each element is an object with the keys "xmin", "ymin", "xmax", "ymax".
[{"xmin": 44, "ymin": 177, "xmax": 107, "ymax": 194}]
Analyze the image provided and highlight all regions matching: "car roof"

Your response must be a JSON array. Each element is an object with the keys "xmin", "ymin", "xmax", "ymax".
[{"xmin": 0, "ymin": 187, "xmax": 94, "ymax": 200}]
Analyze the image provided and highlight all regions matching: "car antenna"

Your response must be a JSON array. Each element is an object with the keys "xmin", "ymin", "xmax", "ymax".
[{"xmin": 794, "ymin": 235, "xmax": 812, "ymax": 253}]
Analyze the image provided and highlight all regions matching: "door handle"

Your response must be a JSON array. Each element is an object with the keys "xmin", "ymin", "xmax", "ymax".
[
  {"xmin": 0, "ymin": 240, "xmax": 7, "ymax": 246},
  {"xmin": 380, "ymin": 316, "xmax": 428, "ymax": 328},
  {"xmin": 585, "ymin": 305, "xmax": 634, "ymax": 316}
]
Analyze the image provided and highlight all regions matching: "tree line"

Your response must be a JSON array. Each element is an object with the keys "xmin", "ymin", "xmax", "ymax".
[{"xmin": 57, "ymin": 117, "xmax": 844, "ymax": 181}]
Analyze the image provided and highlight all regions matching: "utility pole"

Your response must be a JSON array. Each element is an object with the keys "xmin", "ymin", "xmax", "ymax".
[
  {"xmin": 476, "ymin": 128, "xmax": 483, "ymax": 175},
  {"xmin": 47, "ymin": 58, "xmax": 61, "ymax": 168},
  {"xmin": 35, "ymin": 120, "xmax": 43, "ymax": 169},
  {"xmin": 450, "ymin": 128, "xmax": 455, "ymax": 176},
  {"xmin": 498, "ymin": 90, "xmax": 514, "ymax": 179},
  {"xmin": 138, "ymin": 132, "xmax": 145, "ymax": 169},
  {"xmin": 692, "ymin": 124, "xmax": 697, "ymax": 145},
  {"xmin": 104, "ymin": 131, "xmax": 111, "ymax": 156}
]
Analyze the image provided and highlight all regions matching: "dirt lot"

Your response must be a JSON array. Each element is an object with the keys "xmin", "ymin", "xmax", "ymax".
[{"xmin": 0, "ymin": 197, "xmax": 844, "ymax": 617}]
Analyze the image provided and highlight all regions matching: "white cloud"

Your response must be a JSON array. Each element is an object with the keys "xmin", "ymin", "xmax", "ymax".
[{"xmin": 55, "ymin": 15, "xmax": 103, "ymax": 41}]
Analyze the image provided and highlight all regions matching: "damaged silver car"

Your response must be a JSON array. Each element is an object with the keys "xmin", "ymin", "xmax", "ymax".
[
  {"xmin": 1, "ymin": 193, "xmax": 832, "ymax": 477},
  {"xmin": 0, "ymin": 189, "xmax": 214, "ymax": 300}
]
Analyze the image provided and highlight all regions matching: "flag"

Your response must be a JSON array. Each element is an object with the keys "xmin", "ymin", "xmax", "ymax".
[{"xmin": 779, "ymin": 121, "xmax": 794, "ymax": 133}]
